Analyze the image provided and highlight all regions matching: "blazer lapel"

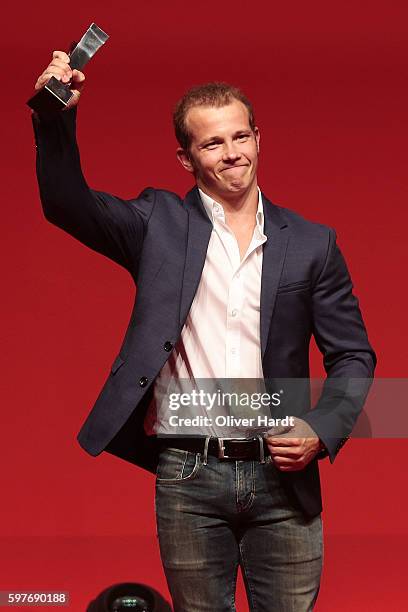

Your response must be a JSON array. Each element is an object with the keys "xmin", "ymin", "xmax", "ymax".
[
  {"xmin": 178, "ymin": 187, "xmax": 289, "ymax": 360},
  {"xmin": 260, "ymin": 194, "xmax": 289, "ymax": 359},
  {"xmin": 179, "ymin": 186, "xmax": 213, "ymax": 330}
]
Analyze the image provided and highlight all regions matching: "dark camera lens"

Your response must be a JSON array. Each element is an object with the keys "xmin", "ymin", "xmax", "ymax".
[{"xmin": 111, "ymin": 595, "xmax": 150, "ymax": 611}]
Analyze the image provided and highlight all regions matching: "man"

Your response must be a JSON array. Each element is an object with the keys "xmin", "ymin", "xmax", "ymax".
[{"xmin": 31, "ymin": 51, "xmax": 376, "ymax": 611}]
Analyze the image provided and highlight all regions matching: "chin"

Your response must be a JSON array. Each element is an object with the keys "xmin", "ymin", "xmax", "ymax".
[{"xmin": 226, "ymin": 180, "xmax": 248, "ymax": 192}]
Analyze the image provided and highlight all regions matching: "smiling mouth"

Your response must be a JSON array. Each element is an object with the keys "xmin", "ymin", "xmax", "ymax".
[{"xmin": 221, "ymin": 165, "xmax": 248, "ymax": 172}]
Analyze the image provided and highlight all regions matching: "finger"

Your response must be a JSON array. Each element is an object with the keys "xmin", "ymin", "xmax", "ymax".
[
  {"xmin": 48, "ymin": 58, "xmax": 72, "ymax": 74},
  {"xmin": 273, "ymin": 456, "xmax": 307, "ymax": 471},
  {"xmin": 48, "ymin": 61, "xmax": 73, "ymax": 84},
  {"xmin": 52, "ymin": 50, "xmax": 70, "ymax": 63},
  {"xmin": 277, "ymin": 464, "xmax": 303, "ymax": 472},
  {"xmin": 47, "ymin": 65, "xmax": 72, "ymax": 83},
  {"xmin": 266, "ymin": 437, "xmax": 302, "ymax": 446},
  {"xmin": 35, "ymin": 69, "xmax": 65, "ymax": 90},
  {"xmin": 273, "ymin": 456, "xmax": 299, "ymax": 466},
  {"xmin": 37, "ymin": 62, "xmax": 75, "ymax": 88},
  {"xmin": 269, "ymin": 447, "xmax": 301, "ymax": 458},
  {"xmin": 34, "ymin": 72, "xmax": 60, "ymax": 90},
  {"xmin": 71, "ymin": 69, "xmax": 85, "ymax": 84},
  {"xmin": 43, "ymin": 67, "xmax": 66, "ymax": 79}
]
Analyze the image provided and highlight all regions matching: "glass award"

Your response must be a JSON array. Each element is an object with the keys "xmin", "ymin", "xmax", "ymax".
[{"xmin": 27, "ymin": 23, "xmax": 109, "ymax": 114}]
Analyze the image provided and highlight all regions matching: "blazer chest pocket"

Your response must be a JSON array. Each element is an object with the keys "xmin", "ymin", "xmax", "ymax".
[{"xmin": 277, "ymin": 280, "xmax": 311, "ymax": 295}]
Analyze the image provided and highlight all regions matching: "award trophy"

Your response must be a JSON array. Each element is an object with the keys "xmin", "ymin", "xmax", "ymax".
[{"xmin": 27, "ymin": 23, "xmax": 109, "ymax": 114}]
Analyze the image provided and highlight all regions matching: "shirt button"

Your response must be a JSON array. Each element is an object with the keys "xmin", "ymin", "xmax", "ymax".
[
  {"xmin": 214, "ymin": 205, "xmax": 220, "ymax": 213},
  {"xmin": 164, "ymin": 341, "xmax": 173, "ymax": 352},
  {"xmin": 139, "ymin": 376, "xmax": 148, "ymax": 387},
  {"xmin": 231, "ymin": 309, "xmax": 238, "ymax": 317}
]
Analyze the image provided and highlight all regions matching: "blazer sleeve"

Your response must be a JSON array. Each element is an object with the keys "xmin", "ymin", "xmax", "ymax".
[
  {"xmin": 31, "ymin": 107, "xmax": 154, "ymax": 274},
  {"xmin": 302, "ymin": 227, "xmax": 377, "ymax": 462}
]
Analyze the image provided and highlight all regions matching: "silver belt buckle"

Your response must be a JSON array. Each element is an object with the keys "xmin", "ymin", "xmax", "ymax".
[
  {"xmin": 217, "ymin": 437, "xmax": 248, "ymax": 460},
  {"xmin": 217, "ymin": 436, "xmax": 266, "ymax": 462}
]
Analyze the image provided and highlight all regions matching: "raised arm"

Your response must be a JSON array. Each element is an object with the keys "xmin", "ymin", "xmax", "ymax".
[{"xmin": 31, "ymin": 51, "xmax": 153, "ymax": 274}]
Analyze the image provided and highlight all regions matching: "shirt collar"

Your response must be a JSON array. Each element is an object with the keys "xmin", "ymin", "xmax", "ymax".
[{"xmin": 198, "ymin": 187, "xmax": 265, "ymax": 235}]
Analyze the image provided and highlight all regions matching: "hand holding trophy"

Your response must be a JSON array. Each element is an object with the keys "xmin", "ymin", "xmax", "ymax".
[
  {"xmin": 34, "ymin": 50, "xmax": 85, "ymax": 110},
  {"xmin": 27, "ymin": 23, "xmax": 108, "ymax": 114}
]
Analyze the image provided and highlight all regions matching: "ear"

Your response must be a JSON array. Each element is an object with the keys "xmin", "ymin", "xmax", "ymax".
[
  {"xmin": 176, "ymin": 147, "xmax": 195, "ymax": 174},
  {"xmin": 254, "ymin": 126, "xmax": 260, "ymax": 153}
]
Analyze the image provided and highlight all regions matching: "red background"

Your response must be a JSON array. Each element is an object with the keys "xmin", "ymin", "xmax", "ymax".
[{"xmin": 2, "ymin": 0, "xmax": 407, "ymax": 609}]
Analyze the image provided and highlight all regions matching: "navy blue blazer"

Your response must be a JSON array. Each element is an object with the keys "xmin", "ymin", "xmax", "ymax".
[{"xmin": 32, "ymin": 107, "xmax": 376, "ymax": 518}]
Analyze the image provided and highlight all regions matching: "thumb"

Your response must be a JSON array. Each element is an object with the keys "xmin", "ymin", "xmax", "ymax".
[
  {"xmin": 64, "ymin": 70, "xmax": 85, "ymax": 109},
  {"xmin": 71, "ymin": 69, "xmax": 85, "ymax": 89},
  {"xmin": 265, "ymin": 423, "xmax": 293, "ymax": 437}
]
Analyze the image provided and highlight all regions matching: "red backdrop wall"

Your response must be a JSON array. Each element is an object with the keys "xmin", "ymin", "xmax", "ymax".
[{"xmin": 2, "ymin": 1, "xmax": 407, "ymax": 609}]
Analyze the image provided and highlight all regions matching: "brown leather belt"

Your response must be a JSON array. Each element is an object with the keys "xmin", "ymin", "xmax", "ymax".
[{"xmin": 159, "ymin": 436, "xmax": 270, "ymax": 461}]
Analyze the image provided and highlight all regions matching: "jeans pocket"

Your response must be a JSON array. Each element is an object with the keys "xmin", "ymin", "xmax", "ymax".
[{"xmin": 156, "ymin": 448, "xmax": 201, "ymax": 484}]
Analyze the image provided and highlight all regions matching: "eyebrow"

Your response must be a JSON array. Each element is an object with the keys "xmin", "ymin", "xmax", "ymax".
[{"xmin": 199, "ymin": 130, "xmax": 252, "ymax": 147}]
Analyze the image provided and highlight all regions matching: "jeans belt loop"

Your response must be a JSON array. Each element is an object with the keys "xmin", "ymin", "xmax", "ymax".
[
  {"xmin": 202, "ymin": 436, "xmax": 210, "ymax": 465},
  {"xmin": 258, "ymin": 435, "xmax": 266, "ymax": 464}
]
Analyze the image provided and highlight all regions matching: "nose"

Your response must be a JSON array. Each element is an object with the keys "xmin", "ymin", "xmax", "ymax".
[{"xmin": 222, "ymin": 141, "xmax": 241, "ymax": 162}]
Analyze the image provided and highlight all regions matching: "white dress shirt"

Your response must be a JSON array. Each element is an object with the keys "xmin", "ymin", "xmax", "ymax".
[{"xmin": 144, "ymin": 186, "xmax": 268, "ymax": 437}]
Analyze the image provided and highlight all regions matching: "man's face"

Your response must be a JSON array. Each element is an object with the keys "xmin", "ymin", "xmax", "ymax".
[{"xmin": 177, "ymin": 99, "xmax": 260, "ymax": 201}]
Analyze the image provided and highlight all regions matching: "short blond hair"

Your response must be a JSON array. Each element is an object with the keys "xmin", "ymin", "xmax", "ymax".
[{"xmin": 173, "ymin": 82, "xmax": 256, "ymax": 150}]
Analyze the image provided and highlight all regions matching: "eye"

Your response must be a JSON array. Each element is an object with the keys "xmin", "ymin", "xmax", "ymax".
[
  {"xmin": 236, "ymin": 134, "xmax": 249, "ymax": 142},
  {"xmin": 204, "ymin": 142, "xmax": 219, "ymax": 150}
]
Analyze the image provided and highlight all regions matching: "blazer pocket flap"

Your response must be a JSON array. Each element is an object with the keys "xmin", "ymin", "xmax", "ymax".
[
  {"xmin": 277, "ymin": 280, "xmax": 311, "ymax": 294},
  {"xmin": 111, "ymin": 354, "xmax": 125, "ymax": 375}
]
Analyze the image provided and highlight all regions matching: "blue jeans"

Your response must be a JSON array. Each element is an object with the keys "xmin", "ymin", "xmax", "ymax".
[{"xmin": 155, "ymin": 447, "xmax": 322, "ymax": 612}]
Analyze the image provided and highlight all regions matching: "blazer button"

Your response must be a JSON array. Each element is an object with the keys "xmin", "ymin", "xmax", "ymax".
[
  {"xmin": 139, "ymin": 376, "xmax": 148, "ymax": 387},
  {"xmin": 164, "ymin": 341, "xmax": 173, "ymax": 352}
]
